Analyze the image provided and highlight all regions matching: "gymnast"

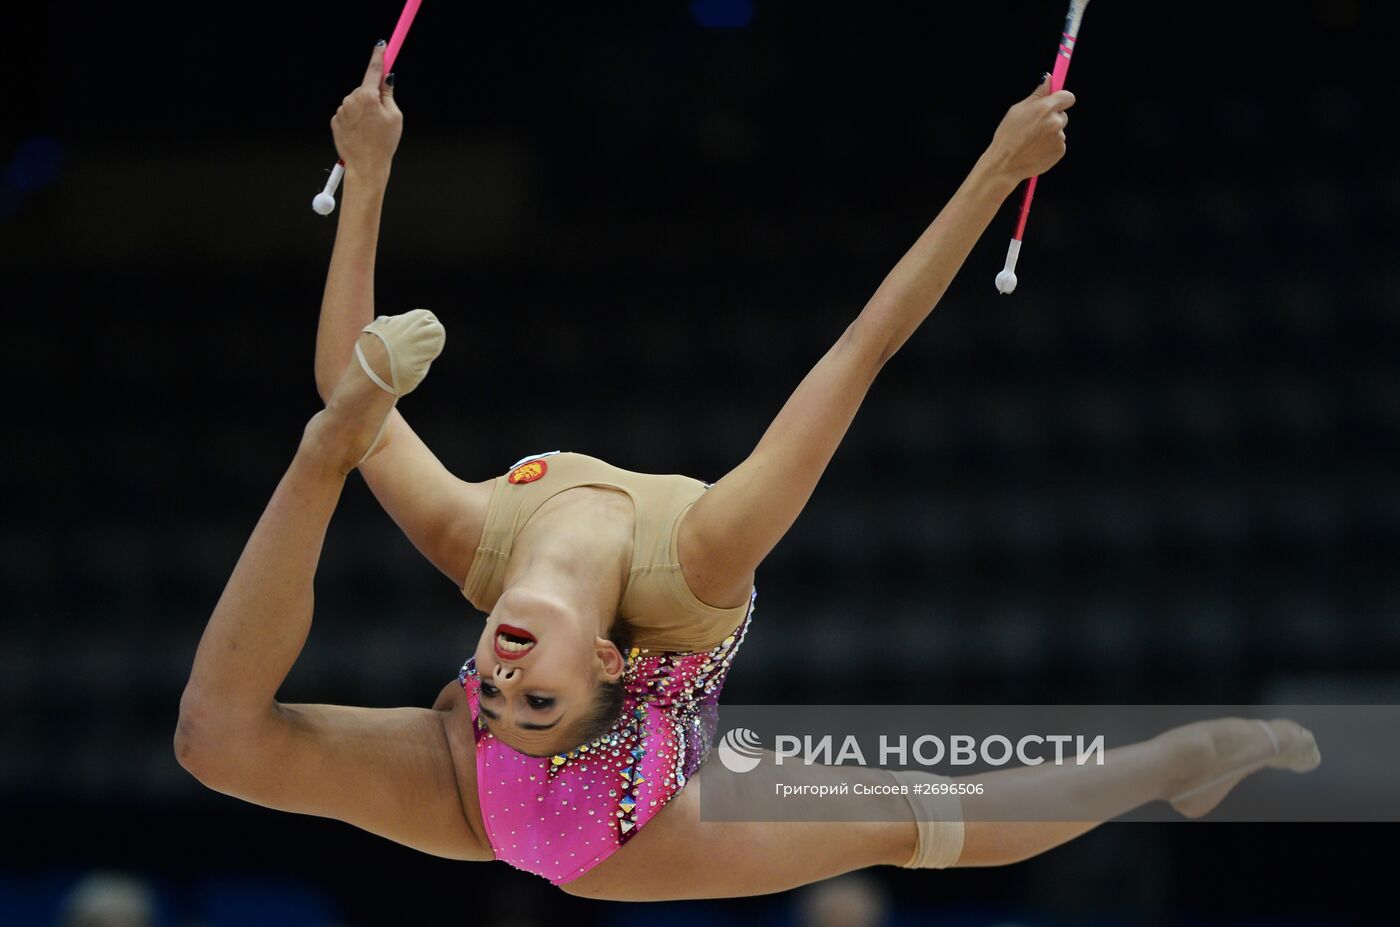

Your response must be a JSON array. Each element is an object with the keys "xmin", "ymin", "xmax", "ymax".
[{"xmin": 175, "ymin": 44, "xmax": 1319, "ymax": 900}]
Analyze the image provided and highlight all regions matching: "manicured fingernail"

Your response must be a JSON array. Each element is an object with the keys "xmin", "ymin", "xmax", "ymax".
[
  {"xmin": 1042, "ymin": 71, "xmax": 1051, "ymax": 82},
  {"xmin": 376, "ymin": 38, "xmax": 387, "ymax": 47},
  {"xmin": 386, "ymin": 72, "xmax": 396, "ymax": 87}
]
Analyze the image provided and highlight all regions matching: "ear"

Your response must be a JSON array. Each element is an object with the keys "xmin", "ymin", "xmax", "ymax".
[{"xmin": 594, "ymin": 637, "xmax": 625, "ymax": 682}]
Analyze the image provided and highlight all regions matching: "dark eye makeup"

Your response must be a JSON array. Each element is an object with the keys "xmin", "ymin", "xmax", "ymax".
[{"xmin": 478, "ymin": 682, "xmax": 553, "ymax": 712}]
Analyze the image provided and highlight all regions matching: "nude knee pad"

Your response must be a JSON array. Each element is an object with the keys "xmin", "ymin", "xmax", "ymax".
[{"xmin": 890, "ymin": 771, "xmax": 965, "ymax": 869}]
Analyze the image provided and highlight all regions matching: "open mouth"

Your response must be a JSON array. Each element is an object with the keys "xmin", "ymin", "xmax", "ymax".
[{"xmin": 494, "ymin": 623, "xmax": 537, "ymax": 660}]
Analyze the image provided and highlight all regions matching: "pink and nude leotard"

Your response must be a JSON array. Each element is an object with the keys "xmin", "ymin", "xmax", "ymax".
[{"xmin": 459, "ymin": 452, "xmax": 755, "ymax": 884}]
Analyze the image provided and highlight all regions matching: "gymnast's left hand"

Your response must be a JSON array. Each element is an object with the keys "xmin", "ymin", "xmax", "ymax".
[{"xmin": 330, "ymin": 42, "xmax": 403, "ymax": 179}]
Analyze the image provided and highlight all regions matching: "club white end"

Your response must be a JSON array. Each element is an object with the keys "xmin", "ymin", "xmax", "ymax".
[
  {"xmin": 996, "ymin": 238, "xmax": 1022, "ymax": 295},
  {"xmin": 312, "ymin": 161, "xmax": 346, "ymax": 216}
]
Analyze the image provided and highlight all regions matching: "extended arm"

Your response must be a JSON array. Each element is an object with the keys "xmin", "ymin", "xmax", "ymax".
[
  {"xmin": 679, "ymin": 80, "xmax": 1075, "ymax": 606},
  {"xmin": 315, "ymin": 44, "xmax": 489, "ymax": 586}
]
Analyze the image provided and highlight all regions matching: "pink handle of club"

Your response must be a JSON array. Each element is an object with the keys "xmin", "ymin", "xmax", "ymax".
[
  {"xmin": 384, "ymin": 0, "xmax": 423, "ymax": 74},
  {"xmin": 326, "ymin": 2, "xmax": 423, "ymax": 177},
  {"xmin": 1011, "ymin": 23, "xmax": 1080, "ymax": 242},
  {"xmin": 1012, "ymin": 176, "xmax": 1039, "ymax": 241},
  {"xmin": 1050, "ymin": 45, "xmax": 1072, "ymax": 93}
]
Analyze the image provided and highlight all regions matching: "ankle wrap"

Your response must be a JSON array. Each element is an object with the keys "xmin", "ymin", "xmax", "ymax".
[{"xmin": 890, "ymin": 771, "xmax": 965, "ymax": 869}]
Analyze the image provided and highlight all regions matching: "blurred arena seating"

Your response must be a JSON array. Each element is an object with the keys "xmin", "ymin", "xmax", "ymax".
[
  {"xmin": 2, "ymin": 2, "xmax": 1395, "ymax": 922},
  {"xmin": 5, "ymin": 151, "xmax": 1396, "ymax": 798}
]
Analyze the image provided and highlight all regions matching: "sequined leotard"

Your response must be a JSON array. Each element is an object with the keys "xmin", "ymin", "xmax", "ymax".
[
  {"xmin": 458, "ymin": 452, "xmax": 756, "ymax": 885},
  {"xmin": 460, "ymin": 595, "xmax": 753, "ymax": 884}
]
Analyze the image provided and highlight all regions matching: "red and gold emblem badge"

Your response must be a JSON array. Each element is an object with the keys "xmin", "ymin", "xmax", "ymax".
[{"xmin": 508, "ymin": 459, "xmax": 549, "ymax": 484}]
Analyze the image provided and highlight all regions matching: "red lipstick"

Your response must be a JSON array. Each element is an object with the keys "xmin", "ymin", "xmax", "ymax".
[{"xmin": 494, "ymin": 623, "xmax": 537, "ymax": 661}]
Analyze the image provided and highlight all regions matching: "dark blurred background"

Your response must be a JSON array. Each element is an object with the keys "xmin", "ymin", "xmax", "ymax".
[{"xmin": 4, "ymin": 0, "xmax": 1398, "ymax": 923}]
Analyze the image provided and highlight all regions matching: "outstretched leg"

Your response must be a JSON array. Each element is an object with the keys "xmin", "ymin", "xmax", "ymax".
[{"xmin": 564, "ymin": 717, "xmax": 1318, "ymax": 901}]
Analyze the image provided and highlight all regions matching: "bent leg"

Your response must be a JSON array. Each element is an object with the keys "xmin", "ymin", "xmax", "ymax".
[
  {"xmin": 177, "ymin": 335, "xmax": 487, "ymax": 860},
  {"xmin": 180, "ymin": 332, "xmax": 399, "ymax": 729},
  {"xmin": 179, "ymin": 419, "xmax": 366, "ymax": 736}
]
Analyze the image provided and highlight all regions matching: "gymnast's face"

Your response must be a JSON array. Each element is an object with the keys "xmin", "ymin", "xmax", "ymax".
[{"xmin": 473, "ymin": 592, "xmax": 624, "ymax": 756}]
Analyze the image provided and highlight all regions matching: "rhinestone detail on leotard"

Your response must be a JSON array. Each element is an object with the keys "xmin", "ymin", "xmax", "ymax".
[{"xmin": 460, "ymin": 589, "xmax": 755, "ymax": 884}]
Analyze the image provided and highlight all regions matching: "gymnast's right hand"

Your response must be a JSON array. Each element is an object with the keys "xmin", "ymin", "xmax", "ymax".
[{"xmin": 331, "ymin": 41, "xmax": 403, "ymax": 179}]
